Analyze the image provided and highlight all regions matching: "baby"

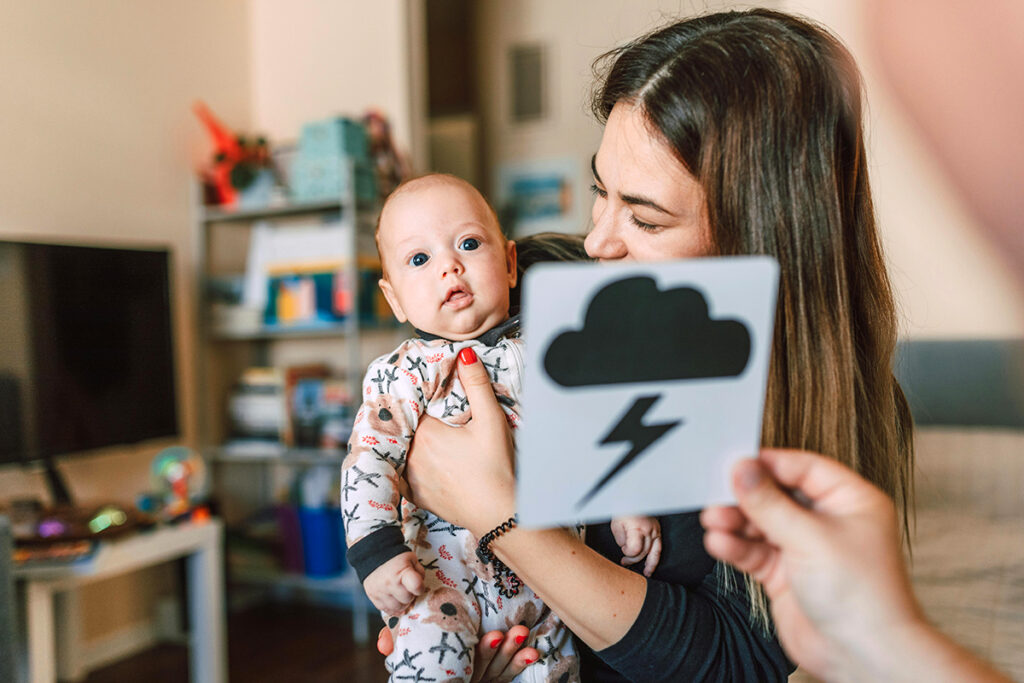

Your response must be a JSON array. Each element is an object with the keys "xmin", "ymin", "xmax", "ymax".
[{"xmin": 343, "ymin": 174, "xmax": 660, "ymax": 683}]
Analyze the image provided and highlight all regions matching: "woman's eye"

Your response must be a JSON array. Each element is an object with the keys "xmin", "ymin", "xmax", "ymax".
[
  {"xmin": 409, "ymin": 252, "xmax": 429, "ymax": 267},
  {"xmin": 629, "ymin": 214, "xmax": 659, "ymax": 232},
  {"xmin": 459, "ymin": 238, "xmax": 480, "ymax": 251},
  {"xmin": 589, "ymin": 183, "xmax": 608, "ymax": 199}
]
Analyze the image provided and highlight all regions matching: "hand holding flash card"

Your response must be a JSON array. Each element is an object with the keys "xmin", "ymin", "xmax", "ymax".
[{"xmin": 517, "ymin": 257, "xmax": 779, "ymax": 527}]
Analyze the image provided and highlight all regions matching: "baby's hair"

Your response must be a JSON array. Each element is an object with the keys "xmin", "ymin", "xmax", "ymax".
[
  {"xmin": 375, "ymin": 173, "xmax": 503, "ymax": 276},
  {"xmin": 509, "ymin": 232, "xmax": 591, "ymax": 316}
]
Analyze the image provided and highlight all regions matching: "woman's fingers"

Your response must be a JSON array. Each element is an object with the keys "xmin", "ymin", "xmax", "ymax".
[
  {"xmin": 476, "ymin": 625, "xmax": 536, "ymax": 683},
  {"xmin": 730, "ymin": 457, "xmax": 822, "ymax": 548},
  {"xmin": 471, "ymin": 631, "xmax": 505, "ymax": 683},
  {"xmin": 703, "ymin": 530, "xmax": 778, "ymax": 583},
  {"xmin": 700, "ymin": 504, "xmax": 748, "ymax": 532},
  {"xmin": 700, "ymin": 505, "xmax": 765, "ymax": 541},
  {"xmin": 758, "ymin": 448, "xmax": 890, "ymax": 513},
  {"xmin": 493, "ymin": 646, "xmax": 541, "ymax": 683},
  {"xmin": 456, "ymin": 347, "xmax": 506, "ymax": 432},
  {"xmin": 377, "ymin": 626, "xmax": 394, "ymax": 656}
]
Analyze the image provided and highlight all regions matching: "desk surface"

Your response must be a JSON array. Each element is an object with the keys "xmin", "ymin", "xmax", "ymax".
[
  {"xmin": 16, "ymin": 518, "xmax": 227, "ymax": 683},
  {"xmin": 15, "ymin": 519, "xmax": 222, "ymax": 585}
]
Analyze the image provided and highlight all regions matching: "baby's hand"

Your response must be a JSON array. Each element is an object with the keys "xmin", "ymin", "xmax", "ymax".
[
  {"xmin": 363, "ymin": 551, "xmax": 426, "ymax": 616},
  {"xmin": 610, "ymin": 516, "xmax": 662, "ymax": 577}
]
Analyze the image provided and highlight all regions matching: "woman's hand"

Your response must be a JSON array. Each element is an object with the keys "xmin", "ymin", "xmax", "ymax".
[
  {"xmin": 701, "ymin": 449, "xmax": 918, "ymax": 677},
  {"xmin": 404, "ymin": 347, "xmax": 517, "ymax": 536},
  {"xmin": 377, "ymin": 624, "xmax": 540, "ymax": 683},
  {"xmin": 701, "ymin": 449, "xmax": 1012, "ymax": 682}
]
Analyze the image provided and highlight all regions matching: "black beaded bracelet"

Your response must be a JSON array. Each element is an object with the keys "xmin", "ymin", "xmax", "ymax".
[{"xmin": 476, "ymin": 515, "xmax": 522, "ymax": 598}]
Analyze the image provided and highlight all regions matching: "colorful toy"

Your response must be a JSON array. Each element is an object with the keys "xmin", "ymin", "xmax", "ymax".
[
  {"xmin": 150, "ymin": 446, "xmax": 208, "ymax": 518},
  {"xmin": 193, "ymin": 101, "xmax": 273, "ymax": 206}
]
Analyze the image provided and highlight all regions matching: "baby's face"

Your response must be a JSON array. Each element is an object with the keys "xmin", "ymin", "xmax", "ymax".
[{"xmin": 377, "ymin": 181, "xmax": 516, "ymax": 341}]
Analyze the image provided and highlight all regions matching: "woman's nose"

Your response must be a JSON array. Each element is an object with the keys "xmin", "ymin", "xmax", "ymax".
[{"xmin": 584, "ymin": 217, "xmax": 628, "ymax": 261}]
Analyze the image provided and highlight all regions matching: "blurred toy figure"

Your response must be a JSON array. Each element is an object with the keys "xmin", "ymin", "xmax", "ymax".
[{"xmin": 364, "ymin": 109, "xmax": 412, "ymax": 198}]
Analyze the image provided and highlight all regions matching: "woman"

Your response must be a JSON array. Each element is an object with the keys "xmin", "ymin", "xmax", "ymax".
[{"xmin": 390, "ymin": 8, "xmax": 914, "ymax": 681}]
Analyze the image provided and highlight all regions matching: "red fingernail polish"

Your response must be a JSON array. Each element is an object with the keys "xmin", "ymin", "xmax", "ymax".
[
  {"xmin": 515, "ymin": 635, "xmax": 526, "ymax": 645},
  {"xmin": 524, "ymin": 658, "xmax": 535, "ymax": 665},
  {"xmin": 490, "ymin": 638, "xmax": 501, "ymax": 649},
  {"xmin": 459, "ymin": 347, "xmax": 477, "ymax": 364}
]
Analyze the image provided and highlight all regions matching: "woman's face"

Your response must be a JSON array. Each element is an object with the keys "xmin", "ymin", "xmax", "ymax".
[{"xmin": 586, "ymin": 101, "xmax": 712, "ymax": 262}]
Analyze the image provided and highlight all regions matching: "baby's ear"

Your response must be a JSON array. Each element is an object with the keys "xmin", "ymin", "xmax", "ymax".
[
  {"xmin": 505, "ymin": 239, "xmax": 518, "ymax": 288},
  {"xmin": 378, "ymin": 278, "xmax": 408, "ymax": 323}
]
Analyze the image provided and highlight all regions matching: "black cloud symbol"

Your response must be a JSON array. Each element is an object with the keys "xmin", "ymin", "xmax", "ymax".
[{"xmin": 543, "ymin": 276, "xmax": 751, "ymax": 386}]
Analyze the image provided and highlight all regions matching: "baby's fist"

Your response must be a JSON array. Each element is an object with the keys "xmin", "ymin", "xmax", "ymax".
[
  {"xmin": 363, "ymin": 551, "xmax": 425, "ymax": 616},
  {"xmin": 610, "ymin": 515, "xmax": 662, "ymax": 577}
]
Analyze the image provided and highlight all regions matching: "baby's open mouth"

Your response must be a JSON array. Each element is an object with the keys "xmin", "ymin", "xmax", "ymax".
[{"xmin": 444, "ymin": 286, "xmax": 472, "ymax": 308}]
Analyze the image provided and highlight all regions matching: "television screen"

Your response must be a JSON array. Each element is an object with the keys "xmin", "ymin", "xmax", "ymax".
[{"xmin": 0, "ymin": 241, "xmax": 179, "ymax": 463}]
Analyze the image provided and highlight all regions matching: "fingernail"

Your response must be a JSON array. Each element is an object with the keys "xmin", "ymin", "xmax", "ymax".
[
  {"xmin": 735, "ymin": 460, "xmax": 765, "ymax": 492},
  {"xmin": 490, "ymin": 638, "xmax": 502, "ymax": 649},
  {"xmin": 515, "ymin": 635, "xmax": 526, "ymax": 645},
  {"xmin": 524, "ymin": 658, "xmax": 535, "ymax": 665},
  {"xmin": 459, "ymin": 347, "xmax": 477, "ymax": 364}
]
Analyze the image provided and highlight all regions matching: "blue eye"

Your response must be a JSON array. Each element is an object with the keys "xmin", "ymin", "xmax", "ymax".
[
  {"xmin": 409, "ymin": 252, "xmax": 429, "ymax": 267},
  {"xmin": 460, "ymin": 238, "xmax": 480, "ymax": 251}
]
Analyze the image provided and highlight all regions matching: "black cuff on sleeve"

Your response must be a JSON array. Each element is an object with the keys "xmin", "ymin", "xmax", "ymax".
[{"xmin": 347, "ymin": 526, "xmax": 410, "ymax": 583}]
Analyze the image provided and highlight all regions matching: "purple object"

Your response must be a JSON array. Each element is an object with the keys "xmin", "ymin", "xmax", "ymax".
[
  {"xmin": 38, "ymin": 518, "xmax": 66, "ymax": 538},
  {"xmin": 274, "ymin": 504, "xmax": 304, "ymax": 573}
]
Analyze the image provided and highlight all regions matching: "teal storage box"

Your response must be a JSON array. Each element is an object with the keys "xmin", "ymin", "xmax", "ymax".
[
  {"xmin": 290, "ymin": 156, "xmax": 378, "ymax": 203},
  {"xmin": 299, "ymin": 117, "xmax": 370, "ymax": 160}
]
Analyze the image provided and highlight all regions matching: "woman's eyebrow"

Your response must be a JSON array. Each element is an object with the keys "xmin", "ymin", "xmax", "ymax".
[{"xmin": 591, "ymin": 154, "xmax": 675, "ymax": 216}]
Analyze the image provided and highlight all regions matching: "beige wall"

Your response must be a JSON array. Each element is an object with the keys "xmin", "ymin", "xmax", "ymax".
[
  {"xmin": 476, "ymin": 0, "xmax": 1024, "ymax": 338},
  {"xmin": 249, "ymin": 0, "xmax": 421, "ymax": 160},
  {"xmin": 0, "ymin": 0, "xmax": 250, "ymax": 649}
]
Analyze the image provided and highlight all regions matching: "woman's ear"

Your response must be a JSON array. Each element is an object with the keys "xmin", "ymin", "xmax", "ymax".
[
  {"xmin": 378, "ymin": 278, "xmax": 408, "ymax": 323},
  {"xmin": 505, "ymin": 240, "xmax": 518, "ymax": 288}
]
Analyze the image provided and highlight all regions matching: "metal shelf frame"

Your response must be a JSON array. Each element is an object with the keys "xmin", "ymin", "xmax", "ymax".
[{"xmin": 192, "ymin": 162, "xmax": 387, "ymax": 641}]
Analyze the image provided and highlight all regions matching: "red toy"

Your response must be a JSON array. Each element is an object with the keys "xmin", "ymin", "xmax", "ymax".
[{"xmin": 193, "ymin": 100, "xmax": 243, "ymax": 205}]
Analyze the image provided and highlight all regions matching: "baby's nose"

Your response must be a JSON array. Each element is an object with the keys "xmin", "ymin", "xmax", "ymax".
[{"xmin": 441, "ymin": 258, "xmax": 463, "ymax": 277}]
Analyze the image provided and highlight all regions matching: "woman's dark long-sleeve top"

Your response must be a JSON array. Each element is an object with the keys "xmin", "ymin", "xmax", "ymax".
[{"xmin": 578, "ymin": 511, "xmax": 795, "ymax": 682}]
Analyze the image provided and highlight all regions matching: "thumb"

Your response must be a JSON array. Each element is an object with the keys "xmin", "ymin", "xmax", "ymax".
[
  {"xmin": 456, "ymin": 347, "xmax": 503, "ymax": 427},
  {"xmin": 401, "ymin": 563, "xmax": 425, "ymax": 594},
  {"xmin": 732, "ymin": 458, "xmax": 821, "ymax": 548}
]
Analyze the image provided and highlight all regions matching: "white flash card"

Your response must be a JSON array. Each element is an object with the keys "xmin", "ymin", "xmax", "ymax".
[{"xmin": 517, "ymin": 257, "xmax": 778, "ymax": 527}]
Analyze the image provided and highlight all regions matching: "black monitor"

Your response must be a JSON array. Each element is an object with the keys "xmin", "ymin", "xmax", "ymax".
[{"xmin": 0, "ymin": 241, "xmax": 179, "ymax": 504}]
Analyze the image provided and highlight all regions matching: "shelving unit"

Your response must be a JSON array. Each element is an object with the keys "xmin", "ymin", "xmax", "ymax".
[{"xmin": 192, "ymin": 166, "xmax": 401, "ymax": 643}]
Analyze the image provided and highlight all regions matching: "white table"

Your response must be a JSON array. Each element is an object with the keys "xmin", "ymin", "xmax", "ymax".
[{"xmin": 15, "ymin": 519, "xmax": 227, "ymax": 683}]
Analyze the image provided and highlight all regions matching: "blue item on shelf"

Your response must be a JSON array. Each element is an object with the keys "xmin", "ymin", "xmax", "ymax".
[{"xmin": 298, "ymin": 506, "xmax": 346, "ymax": 577}]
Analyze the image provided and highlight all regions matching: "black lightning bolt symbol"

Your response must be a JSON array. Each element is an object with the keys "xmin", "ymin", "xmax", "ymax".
[{"xmin": 577, "ymin": 395, "xmax": 681, "ymax": 509}]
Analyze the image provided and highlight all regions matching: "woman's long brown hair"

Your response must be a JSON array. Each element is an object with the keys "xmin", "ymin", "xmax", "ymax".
[{"xmin": 592, "ymin": 8, "xmax": 914, "ymax": 627}]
